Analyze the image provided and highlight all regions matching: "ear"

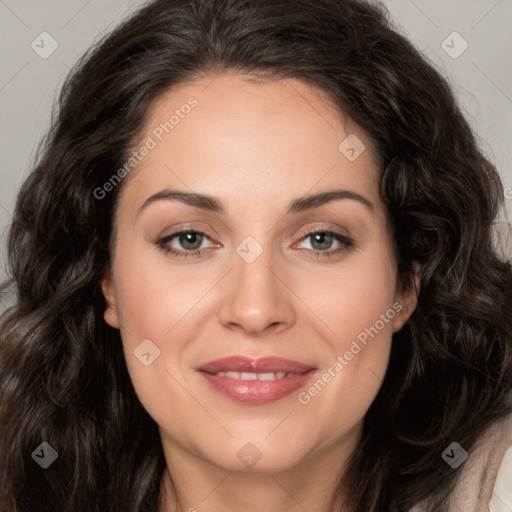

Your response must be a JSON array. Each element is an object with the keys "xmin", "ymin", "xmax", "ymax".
[
  {"xmin": 393, "ymin": 262, "xmax": 420, "ymax": 333},
  {"xmin": 100, "ymin": 265, "xmax": 120, "ymax": 329}
]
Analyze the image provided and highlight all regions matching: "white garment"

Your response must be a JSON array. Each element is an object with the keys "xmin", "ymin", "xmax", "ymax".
[
  {"xmin": 489, "ymin": 440, "xmax": 512, "ymax": 512},
  {"xmin": 410, "ymin": 402, "xmax": 512, "ymax": 512}
]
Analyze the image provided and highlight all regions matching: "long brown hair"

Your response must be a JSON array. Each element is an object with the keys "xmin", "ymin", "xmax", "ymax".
[{"xmin": 1, "ymin": 1, "xmax": 511, "ymax": 511}]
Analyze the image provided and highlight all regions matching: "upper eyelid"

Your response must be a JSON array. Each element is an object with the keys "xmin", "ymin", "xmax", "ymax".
[
  {"xmin": 159, "ymin": 225, "xmax": 220, "ymax": 240},
  {"xmin": 155, "ymin": 213, "xmax": 355, "ymax": 240}
]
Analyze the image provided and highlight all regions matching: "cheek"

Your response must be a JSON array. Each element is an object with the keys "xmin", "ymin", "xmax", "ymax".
[
  {"xmin": 112, "ymin": 251, "xmax": 203, "ymax": 431},
  {"xmin": 110, "ymin": 230, "xmax": 235, "ymax": 415},
  {"xmin": 294, "ymin": 237, "xmax": 397, "ymax": 421},
  {"xmin": 301, "ymin": 237, "xmax": 397, "ymax": 353},
  {"xmin": 112, "ymin": 235, "xmax": 213, "ymax": 342}
]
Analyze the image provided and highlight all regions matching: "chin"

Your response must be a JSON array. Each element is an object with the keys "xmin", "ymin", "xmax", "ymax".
[{"xmin": 197, "ymin": 434, "xmax": 313, "ymax": 473}]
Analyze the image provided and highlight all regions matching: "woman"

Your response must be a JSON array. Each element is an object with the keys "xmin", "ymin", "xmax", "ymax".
[{"xmin": 1, "ymin": 0, "xmax": 511, "ymax": 511}]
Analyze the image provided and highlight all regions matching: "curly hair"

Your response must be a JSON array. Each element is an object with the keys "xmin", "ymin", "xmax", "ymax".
[{"xmin": 1, "ymin": 0, "xmax": 511, "ymax": 511}]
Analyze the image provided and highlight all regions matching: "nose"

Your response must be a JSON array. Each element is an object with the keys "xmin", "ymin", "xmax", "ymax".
[{"xmin": 218, "ymin": 245, "xmax": 296, "ymax": 336}]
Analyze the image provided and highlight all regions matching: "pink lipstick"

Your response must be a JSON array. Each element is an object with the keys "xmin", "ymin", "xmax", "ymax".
[{"xmin": 198, "ymin": 356, "xmax": 316, "ymax": 404}]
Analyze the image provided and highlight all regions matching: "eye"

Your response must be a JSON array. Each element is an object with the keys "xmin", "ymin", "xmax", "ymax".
[
  {"xmin": 155, "ymin": 227, "xmax": 354, "ymax": 260},
  {"xmin": 156, "ymin": 229, "xmax": 215, "ymax": 258},
  {"xmin": 295, "ymin": 228, "xmax": 354, "ymax": 259}
]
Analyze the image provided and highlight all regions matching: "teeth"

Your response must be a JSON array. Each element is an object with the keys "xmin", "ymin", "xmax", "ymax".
[
  {"xmin": 258, "ymin": 372, "xmax": 276, "ymax": 380},
  {"xmin": 240, "ymin": 372, "xmax": 258, "ymax": 380},
  {"xmin": 212, "ymin": 371, "xmax": 303, "ymax": 380}
]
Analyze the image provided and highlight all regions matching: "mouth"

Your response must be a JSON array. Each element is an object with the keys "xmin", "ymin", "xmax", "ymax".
[{"xmin": 197, "ymin": 356, "xmax": 317, "ymax": 405}]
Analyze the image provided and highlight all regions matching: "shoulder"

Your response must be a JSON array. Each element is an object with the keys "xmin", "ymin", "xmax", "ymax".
[
  {"xmin": 409, "ymin": 404, "xmax": 512, "ymax": 512},
  {"xmin": 490, "ymin": 440, "xmax": 512, "ymax": 512},
  {"xmin": 450, "ymin": 405, "xmax": 512, "ymax": 512}
]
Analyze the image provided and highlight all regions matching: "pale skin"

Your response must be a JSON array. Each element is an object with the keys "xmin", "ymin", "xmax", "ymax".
[{"xmin": 101, "ymin": 73, "xmax": 419, "ymax": 512}]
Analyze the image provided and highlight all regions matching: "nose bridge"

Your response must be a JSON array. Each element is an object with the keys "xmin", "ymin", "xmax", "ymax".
[{"xmin": 218, "ymin": 234, "xmax": 294, "ymax": 334}]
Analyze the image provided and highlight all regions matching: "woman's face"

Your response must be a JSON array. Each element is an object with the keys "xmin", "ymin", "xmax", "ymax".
[{"xmin": 101, "ymin": 73, "xmax": 417, "ymax": 475}]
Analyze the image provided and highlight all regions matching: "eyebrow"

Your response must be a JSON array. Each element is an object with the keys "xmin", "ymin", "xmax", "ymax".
[{"xmin": 137, "ymin": 188, "xmax": 374, "ymax": 216}]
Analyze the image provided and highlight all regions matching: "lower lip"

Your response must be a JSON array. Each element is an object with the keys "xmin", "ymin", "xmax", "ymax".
[{"xmin": 199, "ymin": 370, "xmax": 316, "ymax": 404}]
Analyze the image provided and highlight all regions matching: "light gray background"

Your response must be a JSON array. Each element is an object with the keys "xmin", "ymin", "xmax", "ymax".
[{"xmin": 1, "ymin": 0, "xmax": 511, "ymax": 294}]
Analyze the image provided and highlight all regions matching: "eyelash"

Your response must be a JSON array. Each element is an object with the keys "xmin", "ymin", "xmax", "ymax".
[{"xmin": 156, "ymin": 227, "xmax": 354, "ymax": 260}]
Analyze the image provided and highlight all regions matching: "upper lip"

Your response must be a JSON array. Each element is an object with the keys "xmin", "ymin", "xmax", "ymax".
[{"xmin": 199, "ymin": 356, "xmax": 315, "ymax": 374}]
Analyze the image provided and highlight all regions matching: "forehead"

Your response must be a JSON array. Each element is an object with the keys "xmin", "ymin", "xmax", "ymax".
[{"xmin": 116, "ymin": 73, "xmax": 382, "ymax": 216}]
